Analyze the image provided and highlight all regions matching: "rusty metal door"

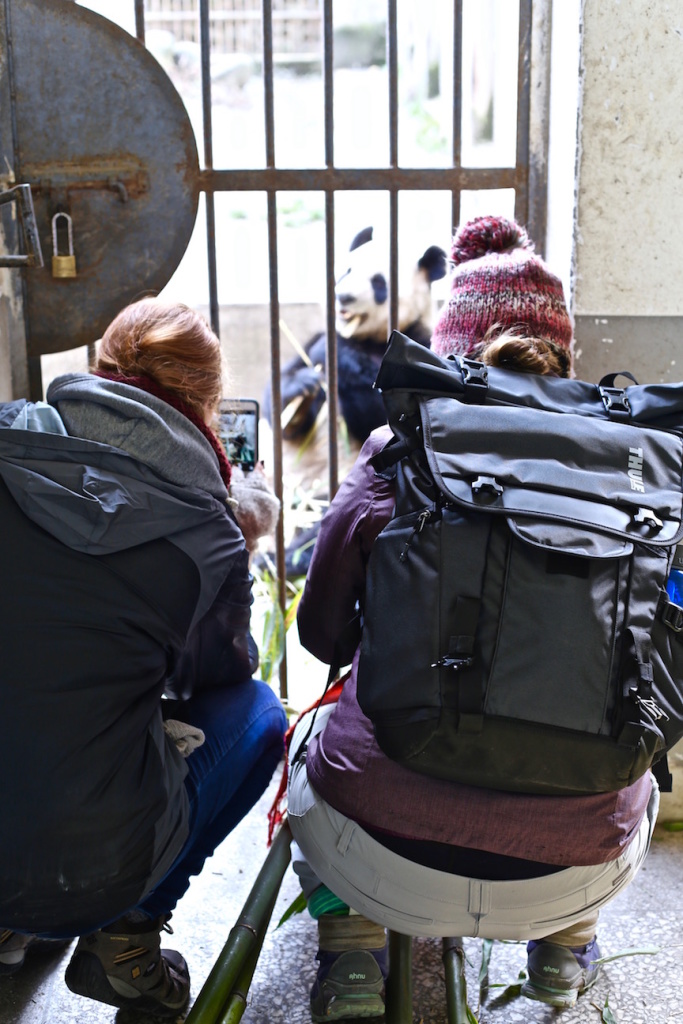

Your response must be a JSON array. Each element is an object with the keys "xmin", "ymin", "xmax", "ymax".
[{"xmin": 0, "ymin": 0, "xmax": 201, "ymax": 398}]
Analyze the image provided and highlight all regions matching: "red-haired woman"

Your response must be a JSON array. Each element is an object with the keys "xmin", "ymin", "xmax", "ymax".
[{"xmin": 0, "ymin": 298, "xmax": 286, "ymax": 1017}]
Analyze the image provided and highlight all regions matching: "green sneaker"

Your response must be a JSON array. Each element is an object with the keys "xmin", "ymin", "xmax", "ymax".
[
  {"xmin": 64, "ymin": 914, "xmax": 190, "ymax": 1018},
  {"xmin": 310, "ymin": 947, "xmax": 386, "ymax": 1021},
  {"xmin": 521, "ymin": 938, "xmax": 602, "ymax": 1008}
]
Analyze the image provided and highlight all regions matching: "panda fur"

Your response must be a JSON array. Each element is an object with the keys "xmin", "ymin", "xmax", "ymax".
[
  {"xmin": 259, "ymin": 227, "xmax": 446, "ymax": 575},
  {"xmin": 262, "ymin": 226, "xmax": 447, "ymax": 492}
]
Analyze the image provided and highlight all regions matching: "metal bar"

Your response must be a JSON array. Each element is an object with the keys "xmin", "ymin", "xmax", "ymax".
[
  {"xmin": 0, "ymin": 254, "xmax": 29, "ymax": 267},
  {"xmin": 201, "ymin": 167, "xmax": 518, "ymax": 192},
  {"xmin": 134, "ymin": 0, "xmax": 145, "ymax": 44},
  {"xmin": 3, "ymin": 0, "xmax": 22, "ymax": 179},
  {"xmin": 385, "ymin": 931, "xmax": 413, "ymax": 1024},
  {"xmin": 267, "ymin": 188, "xmax": 287, "ymax": 701},
  {"xmin": 184, "ymin": 821, "xmax": 292, "ymax": 1024},
  {"xmin": 262, "ymin": 0, "xmax": 276, "ymax": 170},
  {"xmin": 443, "ymin": 938, "xmax": 469, "ymax": 1024},
  {"xmin": 387, "ymin": 0, "xmax": 399, "ymax": 333},
  {"xmin": 3, "ymin": 0, "xmax": 34, "ymax": 401},
  {"xmin": 322, "ymin": 0, "xmax": 334, "ymax": 170},
  {"xmin": 261, "ymin": 0, "xmax": 288, "ymax": 700},
  {"xmin": 527, "ymin": 0, "xmax": 553, "ymax": 251},
  {"xmin": 200, "ymin": 0, "xmax": 220, "ymax": 336},
  {"xmin": 514, "ymin": 0, "xmax": 533, "ymax": 226},
  {"xmin": 452, "ymin": 0, "xmax": 463, "ymax": 231},
  {"xmin": 324, "ymin": 191, "xmax": 338, "ymax": 497},
  {"xmin": 0, "ymin": 184, "xmax": 42, "ymax": 267},
  {"xmin": 322, "ymin": 0, "xmax": 338, "ymax": 497}
]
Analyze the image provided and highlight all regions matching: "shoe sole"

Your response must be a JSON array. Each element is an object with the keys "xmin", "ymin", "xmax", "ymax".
[
  {"xmin": 65, "ymin": 951, "xmax": 189, "ymax": 1019},
  {"xmin": 521, "ymin": 970, "xmax": 599, "ymax": 1010},
  {"xmin": 311, "ymin": 993, "xmax": 385, "ymax": 1021}
]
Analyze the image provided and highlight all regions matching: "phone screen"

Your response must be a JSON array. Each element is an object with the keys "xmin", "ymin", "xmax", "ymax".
[{"xmin": 217, "ymin": 398, "xmax": 259, "ymax": 471}]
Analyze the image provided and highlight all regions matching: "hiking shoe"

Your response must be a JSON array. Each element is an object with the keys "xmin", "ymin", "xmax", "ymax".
[
  {"xmin": 521, "ymin": 937, "xmax": 602, "ymax": 1008},
  {"xmin": 64, "ymin": 914, "xmax": 190, "ymax": 1018},
  {"xmin": 0, "ymin": 930, "xmax": 70, "ymax": 976},
  {"xmin": 310, "ymin": 947, "xmax": 386, "ymax": 1022}
]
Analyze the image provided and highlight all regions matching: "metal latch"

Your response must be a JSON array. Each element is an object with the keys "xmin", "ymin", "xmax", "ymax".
[{"xmin": 0, "ymin": 185, "xmax": 44, "ymax": 268}]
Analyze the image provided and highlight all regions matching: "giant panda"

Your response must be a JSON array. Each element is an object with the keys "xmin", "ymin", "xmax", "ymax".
[{"xmin": 260, "ymin": 226, "xmax": 447, "ymax": 573}]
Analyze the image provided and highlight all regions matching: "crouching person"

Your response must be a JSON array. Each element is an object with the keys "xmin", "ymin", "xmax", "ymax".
[
  {"xmin": 286, "ymin": 218, "xmax": 662, "ymax": 1021},
  {"xmin": 0, "ymin": 299, "xmax": 287, "ymax": 1017}
]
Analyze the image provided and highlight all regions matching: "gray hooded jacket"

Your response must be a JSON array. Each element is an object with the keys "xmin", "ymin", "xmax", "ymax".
[{"xmin": 0, "ymin": 375, "xmax": 255, "ymax": 935}]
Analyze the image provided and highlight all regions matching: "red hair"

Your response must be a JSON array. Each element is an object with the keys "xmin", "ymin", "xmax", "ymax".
[{"xmin": 96, "ymin": 298, "xmax": 224, "ymax": 420}]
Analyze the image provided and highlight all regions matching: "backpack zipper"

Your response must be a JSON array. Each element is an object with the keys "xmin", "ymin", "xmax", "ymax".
[{"xmin": 399, "ymin": 508, "xmax": 432, "ymax": 561}]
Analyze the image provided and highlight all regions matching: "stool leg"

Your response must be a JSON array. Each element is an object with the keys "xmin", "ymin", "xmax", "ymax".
[
  {"xmin": 385, "ymin": 931, "xmax": 413, "ymax": 1024},
  {"xmin": 443, "ymin": 937, "xmax": 469, "ymax": 1024}
]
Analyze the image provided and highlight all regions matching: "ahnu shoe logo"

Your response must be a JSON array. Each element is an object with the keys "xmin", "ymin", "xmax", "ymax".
[
  {"xmin": 628, "ymin": 446, "xmax": 645, "ymax": 493},
  {"xmin": 348, "ymin": 972, "xmax": 367, "ymax": 980}
]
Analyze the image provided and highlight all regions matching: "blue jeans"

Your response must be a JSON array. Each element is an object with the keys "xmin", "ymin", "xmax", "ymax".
[{"xmin": 137, "ymin": 679, "xmax": 286, "ymax": 919}]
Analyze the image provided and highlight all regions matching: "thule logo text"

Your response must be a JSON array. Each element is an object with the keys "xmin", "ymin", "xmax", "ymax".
[{"xmin": 628, "ymin": 447, "xmax": 645, "ymax": 493}]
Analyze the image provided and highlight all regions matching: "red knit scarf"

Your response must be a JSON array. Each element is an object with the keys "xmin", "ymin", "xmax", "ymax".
[{"xmin": 94, "ymin": 371, "xmax": 231, "ymax": 489}]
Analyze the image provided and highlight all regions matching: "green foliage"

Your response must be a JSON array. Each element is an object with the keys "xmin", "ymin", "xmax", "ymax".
[
  {"xmin": 277, "ymin": 196, "xmax": 324, "ymax": 228},
  {"xmin": 408, "ymin": 101, "xmax": 448, "ymax": 154},
  {"xmin": 276, "ymin": 890, "xmax": 308, "ymax": 929},
  {"xmin": 591, "ymin": 945, "xmax": 662, "ymax": 965},
  {"xmin": 478, "ymin": 937, "xmax": 493, "ymax": 1004},
  {"xmin": 252, "ymin": 562, "xmax": 305, "ymax": 689},
  {"xmin": 602, "ymin": 994, "xmax": 619, "ymax": 1022}
]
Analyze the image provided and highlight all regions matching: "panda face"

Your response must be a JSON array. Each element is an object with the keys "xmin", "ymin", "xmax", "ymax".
[{"xmin": 335, "ymin": 229, "xmax": 447, "ymax": 342}]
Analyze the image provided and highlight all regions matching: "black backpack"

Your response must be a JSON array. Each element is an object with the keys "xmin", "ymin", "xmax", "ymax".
[{"xmin": 356, "ymin": 331, "xmax": 683, "ymax": 796}]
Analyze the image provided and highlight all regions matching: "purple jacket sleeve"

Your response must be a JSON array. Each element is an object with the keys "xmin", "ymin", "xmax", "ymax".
[{"xmin": 297, "ymin": 426, "xmax": 396, "ymax": 665}]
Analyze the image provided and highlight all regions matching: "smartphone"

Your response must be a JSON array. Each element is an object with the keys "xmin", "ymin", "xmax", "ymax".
[{"xmin": 217, "ymin": 398, "xmax": 259, "ymax": 472}]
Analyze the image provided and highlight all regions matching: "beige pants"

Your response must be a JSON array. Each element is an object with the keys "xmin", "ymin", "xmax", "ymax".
[{"xmin": 288, "ymin": 708, "xmax": 659, "ymax": 943}]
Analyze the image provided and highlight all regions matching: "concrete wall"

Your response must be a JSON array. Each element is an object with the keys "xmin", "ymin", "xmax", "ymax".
[{"xmin": 572, "ymin": 0, "xmax": 683, "ymax": 384}]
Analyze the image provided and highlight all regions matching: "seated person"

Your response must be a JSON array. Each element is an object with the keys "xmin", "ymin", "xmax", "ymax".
[
  {"xmin": 0, "ymin": 298, "xmax": 287, "ymax": 1017},
  {"xmin": 286, "ymin": 217, "xmax": 660, "ymax": 1021}
]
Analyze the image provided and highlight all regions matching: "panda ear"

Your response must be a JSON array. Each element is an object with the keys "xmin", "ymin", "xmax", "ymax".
[
  {"xmin": 418, "ymin": 245, "xmax": 448, "ymax": 282},
  {"xmin": 349, "ymin": 226, "xmax": 374, "ymax": 252}
]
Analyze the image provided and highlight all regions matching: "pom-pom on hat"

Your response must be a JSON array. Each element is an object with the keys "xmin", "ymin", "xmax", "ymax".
[{"xmin": 431, "ymin": 215, "xmax": 573, "ymax": 359}]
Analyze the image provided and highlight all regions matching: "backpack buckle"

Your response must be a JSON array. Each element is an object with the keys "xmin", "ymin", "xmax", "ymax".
[
  {"xmin": 472, "ymin": 475, "xmax": 503, "ymax": 499},
  {"xmin": 633, "ymin": 507, "xmax": 663, "ymax": 532},
  {"xmin": 662, "ymin": 599, "xmax": 683, "ymax": 633},
  {"xmin": 599, "ymin": 385, "xmax": 631, "ymax": 418},
  {"xmin": 431, "ymin": 655, "xmax": 475, "ymax": 671},
  {"xmin": 456, "ymin": 357, "xmax": 489, "ymax": 403}
]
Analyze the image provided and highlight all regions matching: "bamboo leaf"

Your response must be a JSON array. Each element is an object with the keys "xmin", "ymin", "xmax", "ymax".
[
  {"xmin": 591, "ymin": 946, "xmax": 661, "ymax": 965},
  {"xmin": 276, "ymin": 891, "xmax": 308, "ymax": 928},
  {"xmin": 465, "ymin": 1005, "xmax": 479, "ymax": 1023},
  {"xmin": 487, "ymin": 969, "xmax": 527, "ymax": 1006},
  {"xmin": 284, "ymin": 586, "xmax": 304, "ymax": 632},
  {"xmin": 602, "ymin": 994, "xmax": 619, "ymax": 1023},
  {"xmin": 478, "ymin": 937, "xmax": 493, "ymax": 1003}
]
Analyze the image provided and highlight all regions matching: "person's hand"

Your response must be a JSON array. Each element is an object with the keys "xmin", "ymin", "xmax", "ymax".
[{"xmin": 229, "ymin": 462, "xmax": 280, "ymax": 552}]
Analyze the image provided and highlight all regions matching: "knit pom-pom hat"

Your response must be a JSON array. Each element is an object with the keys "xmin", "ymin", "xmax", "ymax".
[{"xmin": 431, "ymin": 215, "xmax": 573, "ymax": 359}]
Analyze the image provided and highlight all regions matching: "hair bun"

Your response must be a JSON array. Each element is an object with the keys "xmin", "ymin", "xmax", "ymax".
[{"xmin": 451, "ymin": 216, "xmax": 533, "ymax": 265}]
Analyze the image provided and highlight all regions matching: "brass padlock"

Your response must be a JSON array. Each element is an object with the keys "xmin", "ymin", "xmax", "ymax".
[{"xmin": 51, "ymin": 212, "xmax": 77, "ymax": 278}]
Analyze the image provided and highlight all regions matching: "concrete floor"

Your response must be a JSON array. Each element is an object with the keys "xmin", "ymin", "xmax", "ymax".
[{"xmin": 1, "ymin": 764, "xmax": 682, "ymax": 1024}]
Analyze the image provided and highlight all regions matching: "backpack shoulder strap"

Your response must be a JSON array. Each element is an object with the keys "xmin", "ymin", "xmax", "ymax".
[{"xmin": 369, "ymin": 435, "xmax": 412, "ymax": 474}]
